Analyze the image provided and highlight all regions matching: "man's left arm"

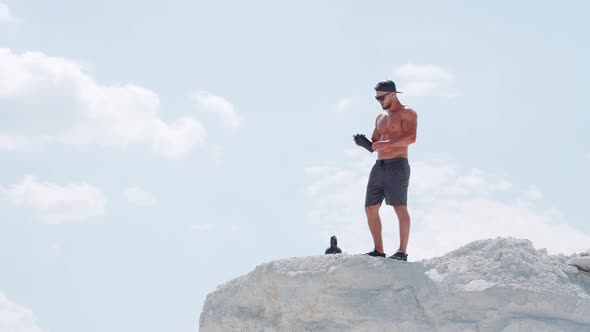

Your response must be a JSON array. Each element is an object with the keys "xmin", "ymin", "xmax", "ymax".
[{"xmin": 372, "ymin": 111, "xmax": 417, "ymax": 150}]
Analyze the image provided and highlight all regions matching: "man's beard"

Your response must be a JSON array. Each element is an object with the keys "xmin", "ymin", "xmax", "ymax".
[{"xmin": 381, "ymin": 101, "xmax": 391, "ymax": 110}]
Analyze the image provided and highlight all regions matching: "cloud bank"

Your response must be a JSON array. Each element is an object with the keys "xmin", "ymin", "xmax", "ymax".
[
  {"xmin": 0, "ymin": 175, "xmax": 106, "ymax": 223},
  {"xmin": 0, "ymin": 2, "xmax": 18, "ymax": 23},
  {"xmin": 0, "ymin": 292, "xmax": 44, "ymax": 332},
  {"xmin": 304, "ymin": 151, "xmax": 590, "ymax": 259},
  {"xmin": 394, "ymin": 64, "xmax": 455, "ymax": 98},
  {"xmin": 192, "ymin": 91, "xmax": 241, "ymax": 129},
  {"xmin": 0, "ymin": 48, "xmax": 206, "ymax": 158}
]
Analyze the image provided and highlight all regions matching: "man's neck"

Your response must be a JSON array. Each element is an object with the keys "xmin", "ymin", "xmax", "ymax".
[{"xmin": 387, "ymin": 101, "xmax": 404, "ymax": 113}]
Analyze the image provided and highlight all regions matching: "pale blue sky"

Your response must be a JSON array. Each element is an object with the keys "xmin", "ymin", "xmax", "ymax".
[{"xmin": 1, "ymin": 1, "xmax": 589, "ymax": 331}]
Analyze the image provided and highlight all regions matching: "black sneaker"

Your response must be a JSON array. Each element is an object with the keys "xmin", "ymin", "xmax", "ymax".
[
  {"xmin": 388, "ymin": 249, "xmax": 408, "ymax": 261},
  {"xmin": 365, "ymin": 249, "xmax": 386, "ymax": 257}
]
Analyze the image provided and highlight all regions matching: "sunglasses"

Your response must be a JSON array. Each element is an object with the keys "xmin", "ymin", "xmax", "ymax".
[{"xmin": 375, "ymin": 92, "xmax": 394, "ymax": 102}]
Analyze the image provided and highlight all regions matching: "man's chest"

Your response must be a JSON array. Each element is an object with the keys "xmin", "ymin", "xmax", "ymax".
[{"xmin": 377, "ymin": 113, "xmax": 402, "ymax": 133}]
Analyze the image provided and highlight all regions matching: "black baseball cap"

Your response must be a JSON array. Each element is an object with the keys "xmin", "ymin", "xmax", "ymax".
[{"xmin": 375, "ymin": 80, "xmax": 403, "ymax": 93}]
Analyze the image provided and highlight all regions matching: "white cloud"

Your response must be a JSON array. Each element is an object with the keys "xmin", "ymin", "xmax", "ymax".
[
  {"xmin": 394, "ymin": 64, "xmax": 455, "ymax": 98},
  {"xmin": 0, "ymin": 134, "xmax": 28, "ymax": 151},
  {"xmin": 192, "ymin": 91, "xmax": 241, "ymax": 129},
  {"xmin": 517, "ymin": 185, "xmax": 543, "ymax": 207},
  {"xmin": 0, "ymin": 292, "xmax": 44, "ymax": 332},
  {"xmin": 0, "ymin": 48, "xmax": 206, "ymax": 158},
  {"xmin": 0, "ymin": 2, "xmax": 18, "ymax": 23},
  {"xmin": 304, "ymin": 153, "xmax": 590, "ymax": 259},
  {"xmin": 125, "ymin": 187, "xmax": 156, "ymax": 207},
  {"xmin": 0, "ymin": 175, "xmax": 106, "ymax": 224},
  {"xmin": 0, "ymin": 134, "xmax": 55, "ymax": 152},
  {"xmin": 396, "ymin": 64, "xmax": 453, "ymax": 81},
  {"xmin": 303, "ymin": 166, "xmax": 357, "ymax": 196},
  {"xmin": 335, "ymin": 98, "xmax": 353, "ymax": 113}
]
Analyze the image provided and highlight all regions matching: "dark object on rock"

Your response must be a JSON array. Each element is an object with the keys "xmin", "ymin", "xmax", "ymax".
[
  {"xmin": 325, "ymin": 235, "xmax": 342, "ymax": 254},
  {"xmin": 353, "ymin": 134, "xmax": 374, "ymax": 153}
]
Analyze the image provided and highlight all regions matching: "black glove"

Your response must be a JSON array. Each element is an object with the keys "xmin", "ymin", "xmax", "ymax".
[{"xmin": 353, "ymin": 134, "xmax": 374, "ymax": 153}]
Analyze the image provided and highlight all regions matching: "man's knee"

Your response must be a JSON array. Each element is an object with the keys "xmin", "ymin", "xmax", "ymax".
[
  {"xmin": 393, "ymin": 204, "xmax": 408, "ymax": 215},
  {"xmin": 365, "ymin": 203, "xmax": 381, "ymax": 215}
]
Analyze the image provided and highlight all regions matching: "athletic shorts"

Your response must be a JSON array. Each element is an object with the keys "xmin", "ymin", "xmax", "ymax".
[{"xmin": 365, "ymin": 157, "xmax": 411, "ymax": 207}]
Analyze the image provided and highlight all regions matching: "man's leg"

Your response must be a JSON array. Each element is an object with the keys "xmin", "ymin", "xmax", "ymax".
[
  {"xmin": 365, "ymin": 203, "xmax": 384, "ymax": 253},
  {"xmin": 393, "ymin": 205, "xmax": 410, "ymax": 253}
]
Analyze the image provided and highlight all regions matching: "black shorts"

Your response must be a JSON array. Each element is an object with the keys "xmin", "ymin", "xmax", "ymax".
[{"xmin": 365, "ymin": 157, "xmax": 411, "ymax": 207}]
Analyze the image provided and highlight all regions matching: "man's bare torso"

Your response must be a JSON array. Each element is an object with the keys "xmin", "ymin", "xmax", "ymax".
[{"xmin": 372, "ymin": 106, "xmax": 416, "ymax": 160}]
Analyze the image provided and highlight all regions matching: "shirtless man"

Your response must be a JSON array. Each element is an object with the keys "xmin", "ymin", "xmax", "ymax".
[{"xmin": 360, "ymin": 80, "xmax": 417, "ymax": 261}]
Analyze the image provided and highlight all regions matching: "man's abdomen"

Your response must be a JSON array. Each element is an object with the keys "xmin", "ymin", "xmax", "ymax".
[{"xmin": 378, "ymin": 146, "xmax": 408, "ymax": 160}]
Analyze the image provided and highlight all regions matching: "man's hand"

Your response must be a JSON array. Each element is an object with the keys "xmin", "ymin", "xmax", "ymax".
[
  {"xmin": 372, "ymin": 140, "xmax": 391, "ymax": 152},
  {"xmin": 353, "ymin": 134, "xmax": 374, "ymax": 153}
]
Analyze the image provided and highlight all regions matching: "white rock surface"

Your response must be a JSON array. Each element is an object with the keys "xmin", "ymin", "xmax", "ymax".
[
  {"xmin": 200, "ymin": 237, "xmax": 590, "ymax": 332},
  {"xmin": 568, "ymin": 257, "xmax": 590, "ymax": 273}
]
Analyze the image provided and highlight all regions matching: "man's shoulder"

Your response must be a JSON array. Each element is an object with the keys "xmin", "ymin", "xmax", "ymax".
[
  {"xmin": 403, "ymin": 105, "xmax": 416, "ymax": 112},
  {"xmin": 403, "ymin": 106, "xmax": 417, "ymax": 117}
]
